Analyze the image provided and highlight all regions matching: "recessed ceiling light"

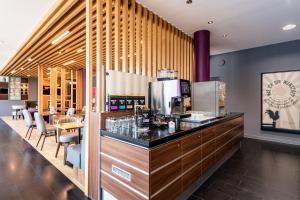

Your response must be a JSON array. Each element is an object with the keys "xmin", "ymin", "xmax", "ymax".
[
  {"xmin": 223, "ymin": 34, "xmax": 228, "ymax": 38},
  {"xmin": 77, "ymin": 48, "xmax": 83, "ymax": 53},
  {"xmin": 20, "ymin": 67, "xmax": 24, "ymax": 70},
  {"xmin": 63, "ymin": 60, "xmax": 76, "ymax": 66},
  {"xmin": 282, "ymin": 24, "xmax": 296, "ymax": 31},
  {"xmin": 27, "ymin": 75, "xmax": 30, "ymax": 77},
  {"xmin": 51, "ymin": 31, "xmax": 70, "ymax": 44},
  {"xmin": 27, "ymin": 57, "xmax": 33, "ymax": 62},
  {"xmin": 11, "ymin": 70, "xmax": 15, "ymax": 74},
  {"xmin": 186, "ymin": 0, "xmax": 192, "ymax": 4},
  {"xmin": 208, "ymin": 21, "xmax": 214, "ymax": 24}
]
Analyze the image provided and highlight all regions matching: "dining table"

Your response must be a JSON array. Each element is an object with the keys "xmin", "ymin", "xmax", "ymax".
[{"xmin": 54, "ymin": 122, "xmax": 84, "ymax": 144}]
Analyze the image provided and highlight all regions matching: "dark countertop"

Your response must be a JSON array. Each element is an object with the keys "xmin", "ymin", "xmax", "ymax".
[{"xmin": 100, "ymin": 112, "xmax": 243, "ymax": 148}]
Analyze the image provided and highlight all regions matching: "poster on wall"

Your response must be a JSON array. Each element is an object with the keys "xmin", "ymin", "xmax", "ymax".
[{"xmin": 261, "ymin": 70, "xmax": 300, "ymax": 134}]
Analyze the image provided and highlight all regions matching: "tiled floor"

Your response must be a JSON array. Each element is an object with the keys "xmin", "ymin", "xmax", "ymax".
[
  {"xmin": 0, "ymin": 119, "xmax": 86, "ymax": 200},
  {"xmin": 190, "ymin": 137, "xmax": 300, "ymax": 200}
]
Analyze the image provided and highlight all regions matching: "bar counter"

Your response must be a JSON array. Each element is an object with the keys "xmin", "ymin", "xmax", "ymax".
[{"xmin": 100, "ymin": 113, "xmax": 244, "ymax": 200}]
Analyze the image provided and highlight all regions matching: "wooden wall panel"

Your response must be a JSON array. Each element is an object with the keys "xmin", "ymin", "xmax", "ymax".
[{"xmin": 2, "ymin": 0, "xmax": 193, "ymax": 81}]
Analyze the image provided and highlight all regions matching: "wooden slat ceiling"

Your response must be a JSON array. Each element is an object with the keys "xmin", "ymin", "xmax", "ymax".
[{"xmin": 0, "ymin": 0, "xmax": 193, "ymax": 79}]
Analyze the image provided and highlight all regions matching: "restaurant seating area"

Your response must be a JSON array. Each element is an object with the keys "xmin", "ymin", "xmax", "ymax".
[{"xmin": 0, "ymin": 108, "xmax": 85, "ymax": 191}]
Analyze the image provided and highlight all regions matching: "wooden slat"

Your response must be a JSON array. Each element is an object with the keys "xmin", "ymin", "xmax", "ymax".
[
  {"xmin": 135, "ymin": 4, "xmax": 142, "ymax": 75},
  {"xmin": 86, "ymin": 0, "xmax": 93, "ymax": 195},
  {"xmin": 122, "ymin": 0, "xmax": 128, "ymax": 72},
  {"xmin": 141, "ymin": 8, "xmax": 147, "ymax": 76},
  {"xmin": 161, "ymin": 20, "xmax": 166, "ymax": 69},
  {"xmin": 166, "ymin": 23, "xmax": 170, "ymax": 68},
  {"xmin": 157, "ymin": 18, "xmax": 162, "ymax": 73},
  {"xmin": 70, "ymin": 70, "xmax": 74, "ymax": 108},
  {"xmin": 129, "ymin": 0, "xmax": 135, "ymax": 73},
  {"xmin": 147, "ymin": 11, "xmax": 152, "ymax": 77},
  {"xmin": 106, "ymin": 0, "xmax": 112, "ymax": 71},
  {"xmin": 61, "ymin": 68, "xmax": 66, "ymax": 112},
  {"xmin": 170, "ymin": 25, "xmax": 174, "ymax": 69},
  {"xmin": 96, "ymin": 0, "xmax": 103, "ymax": 112},
  {"xmin": 152, "ymin": 14, "xmax": 157, "ymax": 77},
  {"xmin": 114, "ymin": 0, "xmax": 120, "ymax": 71}
]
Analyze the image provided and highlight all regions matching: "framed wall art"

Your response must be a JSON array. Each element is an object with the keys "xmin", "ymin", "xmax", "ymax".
[{"xmin": 261, "ymin": 70, "xmax": 300, "ymax": 134}]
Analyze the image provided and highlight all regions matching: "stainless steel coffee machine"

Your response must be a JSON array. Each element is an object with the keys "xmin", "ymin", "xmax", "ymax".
[{"xmin": 149, "ymin": 79, "xmax": 191, "ymax": 116}]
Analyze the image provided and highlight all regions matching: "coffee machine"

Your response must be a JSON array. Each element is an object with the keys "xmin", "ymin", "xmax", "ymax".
[{"xmin": 148, "ymin": 79, "xmax": 191, "ymax": 116}]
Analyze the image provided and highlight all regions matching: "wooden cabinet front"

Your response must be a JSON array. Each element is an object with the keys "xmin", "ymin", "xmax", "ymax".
[
  {"xmin": 150, "ymin": 140, "xmax": 181, "ymax": 171},
  {"xmin": 100, "ymin": 115, "xmax": 244, "ymax": 200}
]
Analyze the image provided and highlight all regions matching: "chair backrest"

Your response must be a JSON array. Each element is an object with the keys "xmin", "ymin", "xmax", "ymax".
[
  {"xmin": 34, "ymin": 112, "xmax": 46, "ymax": 134},
  {"xmin": 22, "ymin": 109, "xmax": 33, "ymax": 127},
  {"xmin": 49, "ymin": 106, "xmax": 57, "ymax": 114},
  {"xmin": 12, "ymin": 105, "xmax": 25, "ymax": 110},
  {"xmin": 66, "ymin": 108, "xmax": 75, "ymax": 117}
]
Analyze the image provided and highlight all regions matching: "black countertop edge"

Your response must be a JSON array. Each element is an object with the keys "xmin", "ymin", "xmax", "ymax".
[{"xmin": 100, "ymin": 112, "xmax": 244, "ymax": 149}]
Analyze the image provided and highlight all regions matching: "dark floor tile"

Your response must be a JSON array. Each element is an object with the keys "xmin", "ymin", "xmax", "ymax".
[{"xmin": 191, "ymin": 138, "xmax": 300, "ymax": 200}]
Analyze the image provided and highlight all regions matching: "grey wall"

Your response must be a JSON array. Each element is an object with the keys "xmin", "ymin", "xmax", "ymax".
[
  {"xmin": 0, "ymin": 77, "xmax": 38, "ymax": 116},
  {"xmin": 210, "ymin": 39, "xmax": 300, "ymax": 145}
]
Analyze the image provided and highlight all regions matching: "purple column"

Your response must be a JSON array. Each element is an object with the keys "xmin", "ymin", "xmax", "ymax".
[{"xmin": 194, "ymin": 30, "xmax": 210, "ymax": 82}]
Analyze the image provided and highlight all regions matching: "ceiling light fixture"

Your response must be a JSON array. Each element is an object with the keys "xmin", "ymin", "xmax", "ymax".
[
  {"xmin": 186, "ymin": 0, "xmax": 192, "ymax": 4},
  {"xmin": 20, "ymin": 67, "xmax": 24, "ymax": 70},
  {"xmin": 51, "ymin": 31, "xmax": 70, "ymax": 44},
  {"xmin": 11, "ymin": 70, "xmax": 16, "ymax": 74},
  {"xmin": 27, "ymin": 75, "xmax": 30, "ymax": 77},
  {"xmin": 63, "ymin": 60, "xmax": 76, "ymax": 66},
  {"xmin": 282, "ymin": 24, "xmax": 296, "ymax": 31},
  {"xmin": 77, "ymin": 48, "xmax": 83, "ymax": 53},
  {"xmin": 208, "ymin": 21, "xmax": 214, "ymax": 24},
  {"xmin": 27, "ymin": 57, "xmax": 33, "ymax": 62},
  {"xmin": 223, "ymin": 34, "xmax": 228, "ymax": 38}
]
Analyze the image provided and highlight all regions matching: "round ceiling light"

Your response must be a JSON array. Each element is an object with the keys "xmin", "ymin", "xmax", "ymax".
[
  {"xmin": 208, "ymin": 21, "xmax": 214, "ymax": 24},
  {"xmin": 186, "ymin": 0, "xmax": 192, "ymax": 4},
  {"xmin": 282, "ymin": 24, "xmax": 296, "ymax": 31}
]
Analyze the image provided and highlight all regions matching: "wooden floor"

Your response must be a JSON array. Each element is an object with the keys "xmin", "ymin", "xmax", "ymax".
[
  {"xmin": 0, "ymin": 116, "xmax": 84, "ymax": 191},
  {"xmin": 0, "ymin": 118, "xmax": 86, "ymax": 200},
  {"xmin": 189, "ymin": 138, "xmax": 300, "ymax": 200}
]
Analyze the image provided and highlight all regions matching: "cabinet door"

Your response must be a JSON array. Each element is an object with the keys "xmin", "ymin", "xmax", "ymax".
[
  {"xmin": 202, "ymin": 126, "xmax": 215, "ymax": 144},
  {"xmin": 181, "ymin": 131, "xmax": 202, "ymax": 154},
  {"xmin": 150, "ymin": 140, "xmax": 181, "ymax": 171}
]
